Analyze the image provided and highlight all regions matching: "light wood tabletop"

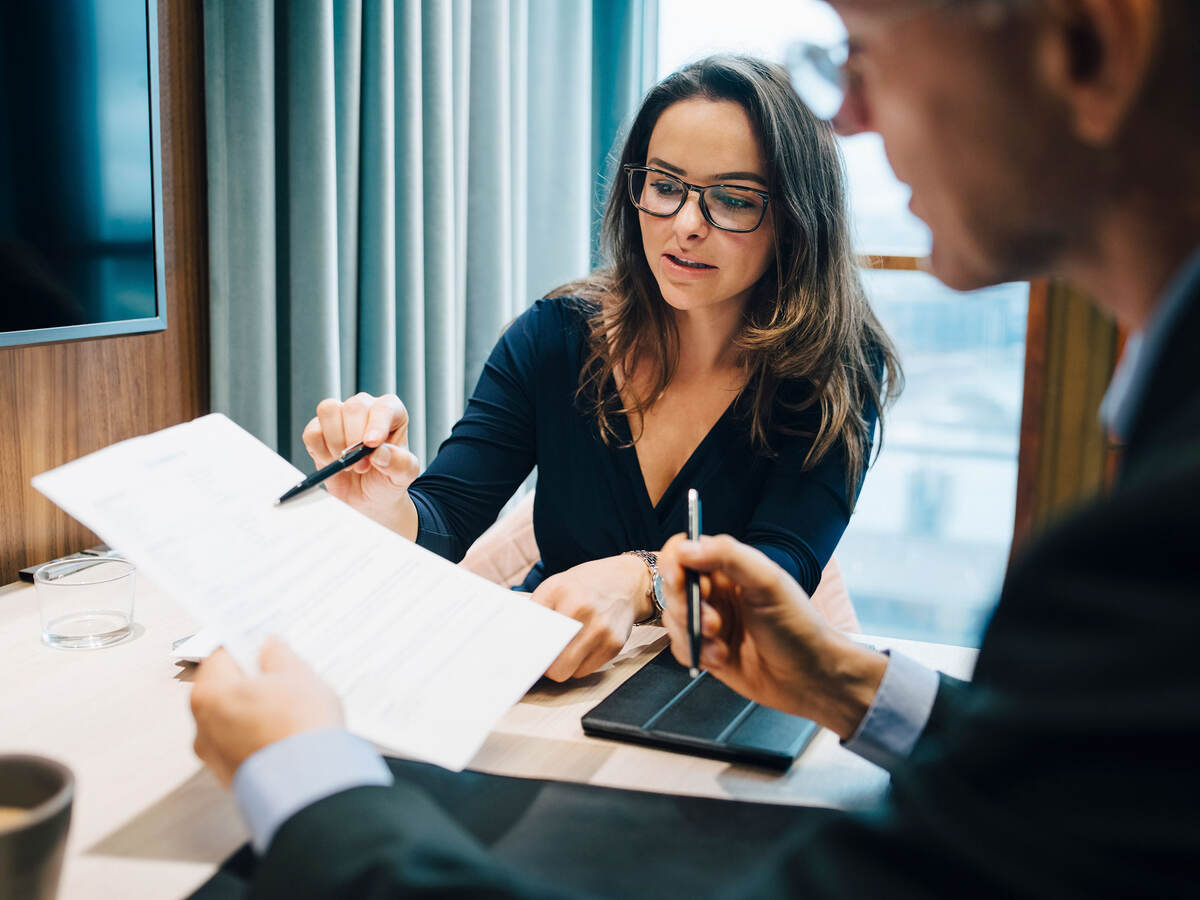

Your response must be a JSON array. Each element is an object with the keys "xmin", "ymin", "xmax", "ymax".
[{"xmin": 0, "ymin": 576, "xmax": 976, "ymax": 900}]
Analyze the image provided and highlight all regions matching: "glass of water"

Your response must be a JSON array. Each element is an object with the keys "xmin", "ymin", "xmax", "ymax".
[{"xmin": 34, "ymin": 557, "xmax": 135, "ymax": 649}]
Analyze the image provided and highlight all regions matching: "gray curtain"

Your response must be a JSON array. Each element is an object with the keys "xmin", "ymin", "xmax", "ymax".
[{"xmin": 204, "ymin": 0, "xmax": 656, "ymax": 467}]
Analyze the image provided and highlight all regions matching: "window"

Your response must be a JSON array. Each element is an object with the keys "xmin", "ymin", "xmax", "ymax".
[
  {"xmin": 657, "ymin": 0, "xmax": 1029, "ymax": 645},
  {"xmin": 847, "ymin": 271, "xmax": 1027, "ymax": 644}
]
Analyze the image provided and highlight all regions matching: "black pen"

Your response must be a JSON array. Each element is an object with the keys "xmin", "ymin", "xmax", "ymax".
[
  {"xmin": 276, "ymin": 441, "xmax": 374, "ymax": 506},
  {"xmin": 686, "ymin": 488, "xmax": 702, "ymax": 678}
]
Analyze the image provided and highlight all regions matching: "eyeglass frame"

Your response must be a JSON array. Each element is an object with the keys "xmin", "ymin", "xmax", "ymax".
[
  {"xmin": 623, "ymin": 164, "xmax": 772, "ymax": 234},
  {"xmin": 786, "ymin": 0, "xmax": 966, "ymax": 121}
]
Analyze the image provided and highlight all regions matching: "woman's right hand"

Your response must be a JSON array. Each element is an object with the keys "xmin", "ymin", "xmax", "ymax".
[{"xmin": 301, "ymin": 392, "xmax": 422, "ymax": 539}]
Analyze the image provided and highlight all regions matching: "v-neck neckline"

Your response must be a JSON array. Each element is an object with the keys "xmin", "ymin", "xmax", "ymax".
[{"xmin": 609, "ymin": 378, "xmax": 741, "ymax": 519}]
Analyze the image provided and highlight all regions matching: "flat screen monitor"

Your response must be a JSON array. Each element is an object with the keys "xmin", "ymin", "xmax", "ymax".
[{"xmin": 0, "ymin": 0, "xmax": 166, "ymax": 348}]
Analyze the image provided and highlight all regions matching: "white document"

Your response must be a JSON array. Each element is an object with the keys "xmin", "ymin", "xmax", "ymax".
[{"xmin": 32, "ymin": 413, "xmax": 580, "ymax": 771}]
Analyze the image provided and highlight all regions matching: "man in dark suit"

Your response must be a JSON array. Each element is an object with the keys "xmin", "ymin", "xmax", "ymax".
[{"xmin": 190, "ymin": 0, "xmax": 1200, "ymax": 895}]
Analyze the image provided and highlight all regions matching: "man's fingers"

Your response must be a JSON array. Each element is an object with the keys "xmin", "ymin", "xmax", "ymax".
[
  {"xmin": 699, "ymin": 638, "xmax": 729, "ymax": 671},
  {"xmin": 662, "ymin": 588, "xmax": 688, "ymax": 642},
  {"xmin": 668, "ymin": 626, "xmax": 728, "ymax": 670},
  {"xmin": 661, "ymin": 570, "xmax": 717, "ymax": 634},
  {"xmin": 193, "ymin": 734, "xmax": 234, "ymax": 788},
  {"xmin": 664, "ymin": 599, "xmax": 723, "ymax": 657},
  {"xmin": 661, "ymin": 534, "xmax": 782, "ymax": 595},
  {"xmin": 193, "ymin": 647, "xmax": 245, "ymax": 694},
  {"xmin": 701, "ymin": 600, "xmax": 724, "ymax": 638},
  {"xmin": 190, "ymin": 649, "xmax": 245, "ymax": 770},
  {"xmin": 258, "ymin": 635, "xmax": 307, "ymax": 674}
]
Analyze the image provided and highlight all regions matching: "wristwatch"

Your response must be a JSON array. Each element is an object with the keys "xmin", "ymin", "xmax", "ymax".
[{"xmin": 624, "ymin": 550, "xmax": 666, "ymax": 624}]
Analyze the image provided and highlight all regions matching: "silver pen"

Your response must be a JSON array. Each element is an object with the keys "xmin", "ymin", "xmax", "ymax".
[{"xmin": 686, "ymin": 488, "xmax": 702, "ymax": 678}]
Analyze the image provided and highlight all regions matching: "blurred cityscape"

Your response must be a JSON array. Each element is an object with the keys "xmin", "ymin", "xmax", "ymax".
[
  {"xmin": 658, "ymin": 0, "xmax": 1028, "ymax": 646},
  {"xmin": 840, "ymin": 272, "xmax": 1026, "ymax": 646}
]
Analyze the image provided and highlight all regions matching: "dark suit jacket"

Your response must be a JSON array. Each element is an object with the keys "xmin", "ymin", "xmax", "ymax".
[{"xmin": 243, "ymin": 278, "xmax": 1200, "ymax": 899}]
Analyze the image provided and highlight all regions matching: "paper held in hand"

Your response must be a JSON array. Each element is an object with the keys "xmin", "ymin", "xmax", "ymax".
[{"xmin": 32, "ymin": 413, "xmax": 580, "ymax": 771}]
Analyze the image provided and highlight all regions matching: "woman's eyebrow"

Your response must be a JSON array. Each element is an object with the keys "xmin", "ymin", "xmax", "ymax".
[
  {"xmin": 647, "ymin": 157, "xmax": 766, "ymax": 187},
  {"xmin": 647, "ymin": 157, "xmax": 686, "ymax": 175},
  {"xmin": 712, "ymin": 170, "xmax": 767, "ymax": 186}
]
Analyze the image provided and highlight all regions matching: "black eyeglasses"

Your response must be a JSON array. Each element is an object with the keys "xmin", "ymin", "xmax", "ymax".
[
  {"xmin": 624, "ymin": 165, "xmax": 770, "ymax": 234},
  {"xmin": 784, "ymin": 0, "xmax": 961, "ymax": 121}
]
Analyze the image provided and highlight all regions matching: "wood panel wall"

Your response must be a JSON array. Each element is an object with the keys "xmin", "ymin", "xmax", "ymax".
[
  {"xmin": 0, "ymin": 0, "xmax": 208, "ymax": 584},
  {"xmin": 1012, "ymin": 279, "xmax": 1119, "ymax": 550}
]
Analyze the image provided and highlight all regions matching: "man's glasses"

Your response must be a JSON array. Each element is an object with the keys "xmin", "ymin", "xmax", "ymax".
[
  {"xmin": 784, "ymin": 0, "xmax": 961, "ymax": 121},
  {"xmin": 785, "ymin": 39, "xmax": 850, "ymax": 121},
  {"xmin": 624, "ymin": 165, "xmax": 770, "ymax": 234}
]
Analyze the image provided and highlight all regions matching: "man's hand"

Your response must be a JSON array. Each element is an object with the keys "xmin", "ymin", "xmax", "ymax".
[
  {"xmin": 190, "ymin": 637, "xmax": 344, "ymax": 787},
  {"xmin": 529, "ymin": 554, "xmax": 653, "ymax": 681},
  {"xmin": 658, "ymin": 534, "xmax": 887, "ymax": 740}
]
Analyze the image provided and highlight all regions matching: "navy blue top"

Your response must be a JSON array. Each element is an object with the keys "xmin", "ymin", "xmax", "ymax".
[{"xmin": 410, "ymin": 296, "xmax": 875, "ymax": 596}]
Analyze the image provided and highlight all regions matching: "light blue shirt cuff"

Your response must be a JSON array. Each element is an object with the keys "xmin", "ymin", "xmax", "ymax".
[
  {"xmin": 232, "ymin": 727, "xmax": 394, "ymax": 854},
  {"xmin": 842, "ymin": 650, "xmax": 940, "ymax": 771}
]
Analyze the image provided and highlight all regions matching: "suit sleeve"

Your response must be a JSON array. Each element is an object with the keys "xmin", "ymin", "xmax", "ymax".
[{"xmin": 248, "ymin": 783, "xmax": 568, "ymax": 900}]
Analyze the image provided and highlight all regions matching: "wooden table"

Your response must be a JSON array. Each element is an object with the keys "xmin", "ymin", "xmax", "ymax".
[{"xmin": 0, "ymin": 577, "xmax": 976, "ymax": 900}]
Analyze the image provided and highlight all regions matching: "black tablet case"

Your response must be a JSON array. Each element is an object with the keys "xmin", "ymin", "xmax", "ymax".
[{"xmin": 581, "ymin": 647, "xmax": 820, "ymax": 771}]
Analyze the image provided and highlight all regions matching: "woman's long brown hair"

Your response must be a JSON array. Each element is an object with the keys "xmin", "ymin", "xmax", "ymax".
[{"xmin": 555, "ymin": 55, "xmax": 902, "ymax": 508}]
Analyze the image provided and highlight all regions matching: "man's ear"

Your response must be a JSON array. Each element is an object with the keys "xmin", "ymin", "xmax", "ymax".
[{"xmin": 1035, "ymin": 0, "xmax": 1160, "ymax": 144}]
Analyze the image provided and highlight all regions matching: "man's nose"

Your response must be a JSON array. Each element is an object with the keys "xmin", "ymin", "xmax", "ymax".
[{"xmin": 831, "ymin": 73, "xmax": 871, "ymax": 137}]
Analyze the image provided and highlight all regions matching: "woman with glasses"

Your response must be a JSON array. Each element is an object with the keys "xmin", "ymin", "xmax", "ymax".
[{"xmin": 303, "ymin": 55, "xmax": 900, "ymax": 681}]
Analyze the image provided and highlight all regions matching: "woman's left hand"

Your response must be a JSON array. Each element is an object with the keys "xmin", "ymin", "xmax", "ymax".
[{"xmin": 529, "ymin": 555, "xmax": 654, "ymax": 681}]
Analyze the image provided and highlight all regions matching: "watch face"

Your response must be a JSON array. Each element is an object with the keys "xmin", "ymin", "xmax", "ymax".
[{"xmin": 651, "ymin": 573, "xmax": 666, "ymax": 612}]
